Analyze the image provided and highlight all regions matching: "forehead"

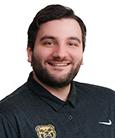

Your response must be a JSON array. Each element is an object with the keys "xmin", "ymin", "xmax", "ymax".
[{"xmin": 36, "ymin": 18, "xmax": 82, "ymax": 39}]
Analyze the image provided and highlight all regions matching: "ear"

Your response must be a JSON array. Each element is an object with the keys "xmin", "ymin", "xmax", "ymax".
[{"xmin": 27, "ymin": 47, "xmax": 33, "ymax": 63}]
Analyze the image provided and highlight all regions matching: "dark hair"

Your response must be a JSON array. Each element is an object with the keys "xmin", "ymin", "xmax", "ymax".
[{"xmin": 27, "ymin": 4, "xmax": 86, "ymax": 51}]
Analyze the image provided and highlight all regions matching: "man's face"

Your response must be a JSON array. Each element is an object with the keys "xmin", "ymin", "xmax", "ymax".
[{"xmin": 27, "ymin": 18, "xmax": 83, "ymax": 88}]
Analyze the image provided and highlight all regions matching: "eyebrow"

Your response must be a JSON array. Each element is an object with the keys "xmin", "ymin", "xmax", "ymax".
[
  {"xmin": 39, "ymin": 36, "xmax": 55, "ymax": 41},
  {"xmin": 68, "ymin": 37, "xmax": 81, "ymax": 44},
  {"xmin": 39, "ymin": 36, "xmax": 81, "ymax": 43}
]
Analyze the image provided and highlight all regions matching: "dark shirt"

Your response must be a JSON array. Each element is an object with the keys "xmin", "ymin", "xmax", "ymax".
[{"xmin": 0, "ymin": 72, "xmax": 115, "ymax": 138}]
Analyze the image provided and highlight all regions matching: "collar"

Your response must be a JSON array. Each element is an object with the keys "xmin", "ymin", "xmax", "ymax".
[{"xmin": 27, "ymin": 72, "xmax": 78, "ymax": 111}]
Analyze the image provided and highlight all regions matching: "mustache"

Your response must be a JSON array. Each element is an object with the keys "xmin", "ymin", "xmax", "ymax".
[{"xmin": 47, "ymin": 56, "xmax": 71, "ymax": 62}]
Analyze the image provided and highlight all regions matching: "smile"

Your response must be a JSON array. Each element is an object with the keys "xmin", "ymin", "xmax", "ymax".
[{"xmin": 48, "ymin": 62, "xmax": 71, "ymax": 67}]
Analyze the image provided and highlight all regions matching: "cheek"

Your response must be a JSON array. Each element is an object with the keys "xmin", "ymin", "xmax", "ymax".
[
  {"xmin": 72, "ymin": 51, "xmax": 83, "ymax": 63},
  {"xmin": 71, "ymin": 54, "xmax": 83, "ymax": 68},
  {"xmin": 33, "ymin": 47, "xmax": 51, "ymax": 62}
]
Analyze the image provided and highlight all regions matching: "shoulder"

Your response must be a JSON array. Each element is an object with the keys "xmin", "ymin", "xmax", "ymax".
[
  {"xmin": 0, "ymin": 83, "xmax": 31, "ymax": 136},
  {"xmin": 0, "ymin": 82, "xmax": 31, "ymax": 115},
  {"xmin": 74, "ymin": 81, "xmax": 115, "ymax": 94},
  {"xmin": 73, "ymin": 81, "xmax": 115, "ymax": 102}
]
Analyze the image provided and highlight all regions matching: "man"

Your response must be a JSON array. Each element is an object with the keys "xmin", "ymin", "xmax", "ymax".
[{"xmin": 0, "ymin": 4, "xmax": 115, "ymax": 138}]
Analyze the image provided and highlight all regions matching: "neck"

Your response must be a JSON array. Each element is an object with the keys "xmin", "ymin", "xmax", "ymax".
[{"xmin": 33, "ymin": 73, "xmax": 71, "ymax": 101}]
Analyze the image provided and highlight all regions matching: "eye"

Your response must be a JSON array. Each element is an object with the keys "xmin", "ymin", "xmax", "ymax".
[
  {"xmin": 42, "ymin": 40, "xmax": 55, "ymax": 47},
  {"xmin": 68, "ymin": 41, "xmax": 79, "ymax": 47},
  {"xmin": 43, "ymin": 41, "xmax": 53, "ymax": 45}
]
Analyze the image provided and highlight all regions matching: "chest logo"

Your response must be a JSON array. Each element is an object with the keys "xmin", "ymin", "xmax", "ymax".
[
  {"xmin": 99, "ymin": 119, "xmax": 112, "ymax": 125},
  {"xmin": 35, "ymin": 124, "xmax": 56, "ymax": 138}
]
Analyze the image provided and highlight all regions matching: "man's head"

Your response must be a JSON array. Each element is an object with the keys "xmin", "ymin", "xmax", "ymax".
[
  {"xmin": 27, "ymin": 4, "xmax": 86, "ymax": 51},
  {"xmin": 27, "ymin": 4, "xmax": 86, "ymax": 88}
]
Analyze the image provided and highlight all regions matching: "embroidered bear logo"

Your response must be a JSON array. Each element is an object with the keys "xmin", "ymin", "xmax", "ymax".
[{"xmin": 35, "ymin": 124, "xmax": 56, "ymax": 138}]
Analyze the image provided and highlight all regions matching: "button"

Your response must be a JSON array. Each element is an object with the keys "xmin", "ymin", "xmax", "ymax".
[{"xmin": 68, "ymin": 115, "xmax": 73, "ymax": 120}]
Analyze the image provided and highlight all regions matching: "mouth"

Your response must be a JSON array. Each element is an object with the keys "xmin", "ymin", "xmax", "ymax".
[
  {"xmin": 48, "ymin": 62, "xmax": 71, "ymax": 67},
  {"xmin": 49, "ymin": 63, "xmax": 70, "ymax": 67}
]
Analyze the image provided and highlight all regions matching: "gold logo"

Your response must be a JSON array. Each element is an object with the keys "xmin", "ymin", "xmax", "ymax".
[{"xmin": 35, "ymin": 124, "xmax": 56, "ymax": 138}]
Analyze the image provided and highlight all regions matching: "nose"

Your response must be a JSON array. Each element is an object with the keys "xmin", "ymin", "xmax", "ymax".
[{"xmin": 52, "ymin": 44, "xmax": 67, "ymax": 59}]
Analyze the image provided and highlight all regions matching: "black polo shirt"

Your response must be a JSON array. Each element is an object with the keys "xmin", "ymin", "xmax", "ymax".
[{"xmin": 0, "ymin": 72, "xmax": 115, "ymax": 138}]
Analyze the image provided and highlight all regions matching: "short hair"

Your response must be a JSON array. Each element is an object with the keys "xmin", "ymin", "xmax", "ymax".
[{"xmin": 27, "ymin": 4, "xmax": 86, "ymax": 51}]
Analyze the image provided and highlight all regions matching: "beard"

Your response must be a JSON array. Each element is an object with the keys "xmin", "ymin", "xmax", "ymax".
[{"xmin": 31, "ymin": 54, "xmax": 82, "ymax": 88}]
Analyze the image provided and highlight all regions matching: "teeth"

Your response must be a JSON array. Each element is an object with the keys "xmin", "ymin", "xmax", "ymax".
[
  {"xmin": 53, "ymin": 63, "xmax": 68, "ymax": 67},
  {"xmin": 49, "ymin": 63, "xmax": 69, "ymax": 67}
]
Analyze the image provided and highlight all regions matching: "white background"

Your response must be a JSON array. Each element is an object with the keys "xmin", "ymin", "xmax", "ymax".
[{"xmin": 0, "ymin": 0, "xmax": 115, "ymax": 100}]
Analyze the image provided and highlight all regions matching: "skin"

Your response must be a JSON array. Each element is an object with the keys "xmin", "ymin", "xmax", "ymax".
[{"xmin": 27, "ymin": 18, "xmax": 83, "ymax": 101}]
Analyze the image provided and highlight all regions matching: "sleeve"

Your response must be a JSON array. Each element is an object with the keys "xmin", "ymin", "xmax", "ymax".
[{"xmin": 0, "ymin": 113, "xmax": 18, "ymax": 138}]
